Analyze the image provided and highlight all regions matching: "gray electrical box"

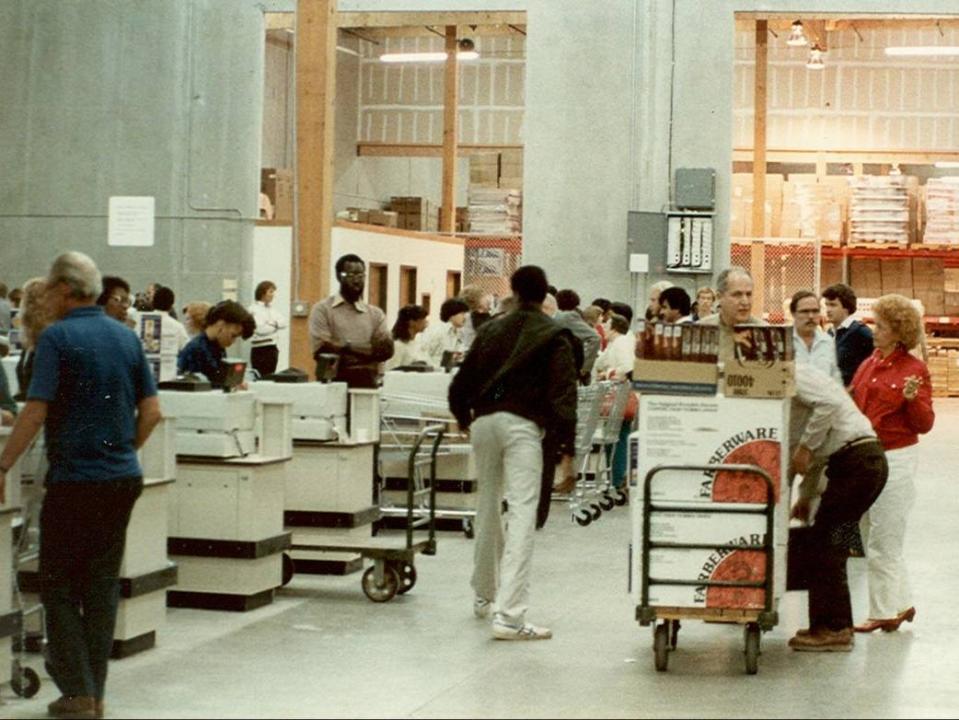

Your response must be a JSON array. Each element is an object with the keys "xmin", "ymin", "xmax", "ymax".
[
  {"xmin": 626, "ymin": 211, "xmax": 668, "ymax": 275},
  {"xmin": 675, "ymin": 168, "xmax": 716, "ymax": 210}
]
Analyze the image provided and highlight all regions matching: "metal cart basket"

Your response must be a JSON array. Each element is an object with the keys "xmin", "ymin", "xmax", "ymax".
[
  {"xmin": 636, "ymin": 463, "xmax": 779, "ymax": 675},
  {"xmin": 289, "ymin": 425, "xmax": 445, "ymax": 603}
]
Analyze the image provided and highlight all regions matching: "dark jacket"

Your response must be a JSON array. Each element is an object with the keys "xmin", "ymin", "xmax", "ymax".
[
  {"xmin": 834, "ymin": 320, "xmax": 874, "ymax": 387},
  {"xmin": 448, "ymin": 306, "xmax": 581, "ymax": 455}
]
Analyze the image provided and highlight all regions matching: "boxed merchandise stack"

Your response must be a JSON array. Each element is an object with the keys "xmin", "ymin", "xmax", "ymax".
[
  {"xmin": 632, "ymin": 322, "xmax": 720, "ymax": 395},
  {"xmin": 720, "ymin": 325, "xmax": 796, "ymax": 400},
  {"xmin": 922, "ymin": 177, "xmax": 959, "ymax": 247},
  {"xmin": 912, "ymin": 258, "xmax": 945, "ymax": 315},
  {"xmin": 730, "ymin": 174, "xmax": 783, "ymax": 237},
  {"xmin": 438, "ymin": 206, "xmax": 469, "ymax": 233},
  {"xmin": 467, "ymin": 186, "xmax": 522, "ymax": 234},
  {"xmin": 781, "ymin": 176, "xmax": 847, "ymax": 245},
  {"xmin": 927, "ymin": 347, "xmax": 950, "ymax": 397},
  {"xmin": 344, "ymin": 207, "xmax": 399, "ymax": 228},
  {"xmin": 389, "ymin": 196, "xmax": 437, "ymax": 231},
  {"xmin": 470, "ymin": 154, "xmax": 499, "ymax": 187},
  {"xmin": 849, "ymin": 176, "xmax": 911, "ymax": 247},
  {"xmin": 139, "ymin": 312, "xmax": 178, "ymax": 382}
]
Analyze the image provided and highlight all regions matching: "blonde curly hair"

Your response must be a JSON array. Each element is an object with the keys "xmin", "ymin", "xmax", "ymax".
[
  {"xmin": 19, "ymin": 277, "xmax": 51, "ymax": 350},
  {"xmin": 873, "ymin": 294, "xmax": 922, "ymax": 350}
]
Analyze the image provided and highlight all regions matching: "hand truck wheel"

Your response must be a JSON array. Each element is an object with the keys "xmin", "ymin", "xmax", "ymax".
[
  {"xmin": 744, "ymin": 622, "xmax": 761, "ymax": 675},
  {"xmin": 11, "ymin": 663, "xmax": 41, "ymax": 698},
  {"xmin": 653, "ymin": 622, "xmax": 670, "ymax": 672},
  {"xmin": 392, "ymin": 561, "xmax": 417, "ymax": 595},
  {"xmin": 361, "ymin": 564, "xmax": 400, "ymax": 603}
]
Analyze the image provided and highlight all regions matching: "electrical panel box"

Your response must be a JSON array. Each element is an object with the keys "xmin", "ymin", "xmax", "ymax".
[
  {"xmin": 675, "ymin": 168, "xmax": 716, "ymax": 211},
  {"xmin": 666, "ymin": 212, "xmax": 713, "ymax": 273}
]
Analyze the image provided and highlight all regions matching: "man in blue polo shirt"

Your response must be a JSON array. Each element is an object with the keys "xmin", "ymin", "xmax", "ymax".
[{"xmin": 0, "ymin": 251, "xmax": 161, "ymax": 719}]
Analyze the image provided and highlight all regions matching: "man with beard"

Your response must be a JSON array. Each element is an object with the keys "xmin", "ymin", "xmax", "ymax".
[{"xmin": 309, "ymin": 253, "xmax": 394, "ymax": 387}]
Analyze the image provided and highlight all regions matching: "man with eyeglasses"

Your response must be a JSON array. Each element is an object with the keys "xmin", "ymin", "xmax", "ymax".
[
  {"xmin": 308, "ymin": 253, "xmax": 394, "ymax": 387},
  {"xmin": 96, "ymin": 276, "xmax": 133, "ymax": 327},
  {"xmin": 790, "ymin": 290, "xmax": 841, "ymax": 383}
]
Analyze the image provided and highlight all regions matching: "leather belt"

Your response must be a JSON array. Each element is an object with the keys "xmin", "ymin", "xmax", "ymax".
[{"xmin": 837, "ymin": 436, "xmax": 879, "ymax": 453}]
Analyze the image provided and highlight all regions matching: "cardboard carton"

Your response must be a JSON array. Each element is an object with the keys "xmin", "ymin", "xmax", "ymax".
[
  {"xmin": 633, "ymin": 360, "xmax": 719, "ymax": 396},
  {"xmin": 261, "ymin": 167, "xmax": 293, "ymax": 223}
]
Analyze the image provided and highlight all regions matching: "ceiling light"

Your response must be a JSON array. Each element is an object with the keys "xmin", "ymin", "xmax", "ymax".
[
  {"xmin": 787, "ymin": 21, "xmax": 808, "ymax": 47},
  {"xmin": 806, "ymin": 45, "xmax": 825, "ymax": 70},
  {"xmin": 935, "ymin": 161, "xmax": 959, "ymax": 168},
  {"xmin": 885, "ymin": 46, "xmax": 959, "ymax": 57},
  {"xmin": 379, "ymin": 51, "xmax": 479, "ymax": 63}
]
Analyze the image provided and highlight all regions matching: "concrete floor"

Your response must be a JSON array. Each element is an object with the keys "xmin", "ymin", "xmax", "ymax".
[{"xmin": 4, "ymin": 400, "xmax": 959, "ymax": 718}]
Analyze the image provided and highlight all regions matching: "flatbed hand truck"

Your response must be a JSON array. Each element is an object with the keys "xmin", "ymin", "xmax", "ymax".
[
  {"xmin": 636, "ymin": 463, "xmax": 779, "ymax": 675},
  {"xmin": 289, "ymin": 425, "xmax": 445, "ymax": 603}
]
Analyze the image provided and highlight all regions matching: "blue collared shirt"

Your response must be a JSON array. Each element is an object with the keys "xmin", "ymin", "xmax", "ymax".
[
  {"xmin": 177, "ymin": 332, "xmax": 225, "ymax": 383},
  {"xmin": 28, "ymin": 305, "xmax": 157, "ymax": 484}
]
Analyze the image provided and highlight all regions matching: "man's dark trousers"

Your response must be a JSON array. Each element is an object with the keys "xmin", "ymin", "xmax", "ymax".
[
  {"xmin": 804, "ymin": 441, "xmax": 887, "ymax": 631},
  {"xmin": 40, "ymin": 478, "xmax": 143, "ymax": 700}
]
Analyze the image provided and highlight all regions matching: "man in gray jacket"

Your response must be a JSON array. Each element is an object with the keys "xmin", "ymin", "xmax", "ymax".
[{"xmin": 553, "ymin": 289, "xmax": 600, "ymax": 381}]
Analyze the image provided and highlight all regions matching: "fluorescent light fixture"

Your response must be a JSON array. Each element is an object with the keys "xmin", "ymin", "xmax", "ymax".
[
  {"xmin": 935, "ymin": 161, "xmax": 959, "ymax": 168},
  {"xmin": 787, "ymin": 21, "xmax": 808, "ymax": 47},
  {"xmin": 885, "ymin": 46, "xmax": 959, "ymax": 56},
  {"xmin": 380, "ymin": 51, "xmax": 479, "ymax": 63},
  {"xmin": 806, "ymin": 45, "xmax": 825, "ymax": 70}
]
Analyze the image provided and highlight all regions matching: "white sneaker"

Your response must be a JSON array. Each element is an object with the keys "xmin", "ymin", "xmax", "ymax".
[
  {"xmin": 473, "ymin": 597, "xmax": 492, "ymax": 619},
  {"xmin": 492, "ymin": 619, "xmax": 553, "ymax": 641}
]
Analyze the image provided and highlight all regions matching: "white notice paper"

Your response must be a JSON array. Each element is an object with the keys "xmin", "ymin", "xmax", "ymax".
[{"xmin": 108, "ymin": 196, "xmax": 155, "ymax": 247}]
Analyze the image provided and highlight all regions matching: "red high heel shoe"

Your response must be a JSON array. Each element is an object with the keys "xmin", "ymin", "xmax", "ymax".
[{"xmin": 854, "ymin": 618, "xmax": 897, "ymax": 633}]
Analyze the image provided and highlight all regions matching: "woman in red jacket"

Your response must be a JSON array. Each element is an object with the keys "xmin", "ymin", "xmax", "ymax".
[{"xmin": 850, "ymin": 295, "xmax": 935, "ymax": 633}]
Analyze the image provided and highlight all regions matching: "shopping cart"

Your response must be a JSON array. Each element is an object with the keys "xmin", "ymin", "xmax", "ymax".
[
  {"xmin": 636, "ymin": 463, "xmax": 779, "ymax": 675},
  {"xmin": 588, "ymin": 380, "xmax": 633, "ymax": 511},
  {"xmin": 8, "ymin": 446, "xmax": 45, "ymax": 700},
  {"xmin": 378, "ymin": 392, "xmax": 475, "ymax": 537},
  {"xmin": 289, "ymin": 425, "xmax": 445, "ymax": 603},
  {"xmin": 563, "ymin": 382, "xmax": 606, "ymax": 526}
]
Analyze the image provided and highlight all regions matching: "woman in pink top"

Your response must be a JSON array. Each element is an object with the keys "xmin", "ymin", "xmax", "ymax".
[{"xmin": 850, "ymin": 295, "xmax": 934, "ymax": 633}]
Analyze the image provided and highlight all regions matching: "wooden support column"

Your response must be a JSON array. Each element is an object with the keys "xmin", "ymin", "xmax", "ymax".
[
  {"xmin": 293, "ymin": 0, "xmax": 337, "ymax": 374},
  {"xmin": 440, "ymin": 26, "xmax": 459, "ymax": 233},
  {"xmin": 750, "ymin": 19, "xmax": 768, "ymax": 318}
]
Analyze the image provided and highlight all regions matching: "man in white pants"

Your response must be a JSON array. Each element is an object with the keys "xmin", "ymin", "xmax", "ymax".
[{"xmin": 449, "ymin": 266, "xmax": 579, "ymax": 640}]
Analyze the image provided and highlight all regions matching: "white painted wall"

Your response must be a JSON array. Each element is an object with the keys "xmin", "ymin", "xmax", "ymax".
[
  {"xmin": 331, "ymin": 225, "xmax": 465, "ymax": 325},
  {"xmin": 248, "ymin": 225, "xmax": 293, "ymax": 369}
]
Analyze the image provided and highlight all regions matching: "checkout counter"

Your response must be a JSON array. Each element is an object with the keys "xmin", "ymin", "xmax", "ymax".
[
  {"xmin": 250, "ymin": 380, "xmax": 379, "ymax": 576},
  {"xmin": 159, "ymin": 386, "xmax": 293, "ymax": 612}
]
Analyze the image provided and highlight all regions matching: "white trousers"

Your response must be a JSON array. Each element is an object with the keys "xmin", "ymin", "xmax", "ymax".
[
  {"xmin": 470, "ymin": 412, "xmax": 543, "ymax": 626},
  {"xmin": 861, "ymin": 444, "xmax": 918, "ymax": 620}
]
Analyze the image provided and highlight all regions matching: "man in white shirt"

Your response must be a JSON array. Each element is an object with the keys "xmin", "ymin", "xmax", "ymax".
[
  {"xmin": 790, "ymin": 290, "xmax": 841, "ymax": 384},
  {"xmin": 249, "ymin": 280, "xmax": 288, "ymax": 377},
  {"xmin": 787, "ymin": 364, "xmax": 888, "ymax": 653}
]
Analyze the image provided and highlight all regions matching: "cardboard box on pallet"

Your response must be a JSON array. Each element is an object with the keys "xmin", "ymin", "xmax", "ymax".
[
  {"xmin": 261, "ymin": 167, "xmax": 293, "ymax": 223},
  {"xmin": 913, "ymin": 258, "xmax": 946, "ymax": 315},
  {"xmin": 367, "ymin": 210, "xmax": 399, "ymax": 228},
  {"xmin": 880, "ymin": 258, "xmax": 914, "ymax": 297},
  {"xmin": 849, "ymin": 258, "xmax": 883, "ymax": 298}
]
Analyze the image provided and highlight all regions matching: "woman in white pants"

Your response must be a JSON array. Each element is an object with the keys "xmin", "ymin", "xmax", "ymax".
[{"xmin": 850, "ymin": 295, "xmax": 935, "ymax": 633}]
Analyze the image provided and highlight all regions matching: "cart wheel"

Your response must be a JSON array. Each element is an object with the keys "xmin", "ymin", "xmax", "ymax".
[
  {"xmin": 670, "ymin": 620, "xmax": 681, "ymax": 649},
  {"xmin": 394, "ymin": 561, "xmax": 417, "ymax": 595},
  {"xmin": 599, "ymin": 495, "xmax": 615, "ymax": 512},
  {"xmin": 281, "ymin": 553, "xmax": 295, "ymax": 587},
  {"xmin": 463, "ymin": 518, "xmax": 475, "ymax": 539},
  {"xmin": 574, "ymin": 509, "xmax": 592, "ymax": 527},
  {"xmin": 11, "ymin": 665, "xmax": 41, "ymax": 698},
  {"xmin": 614, "ymin": 489, "xmax": 629, "ymax": 506},
  {"xmin": 744, "ymin": 623, "xmax": 760, "ymax": 675},
  {"xmin": 590, "ymin": 503, "xmax": 602, "ymax": 520},
  {"xmin": 362, "ymin": 564, "xmax": 400, "ymax": 602},
  {"xmin": 653, "ymin": 623, "xmax": 670, "ymax": 672}
]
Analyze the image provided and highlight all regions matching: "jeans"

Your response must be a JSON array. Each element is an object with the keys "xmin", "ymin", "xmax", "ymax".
[
  {"xmin": 250, "ymin": 345, "xmax": 279, "ymax": 378},
  {"xmin": 806, "ymin": 441, "xmax": 887, "ymax": 631},
  {"xmin": 470, "ymin": 412, "xmax": 543, "ymax": 626},
  {"xmin": 41, "ymin": 479, "xmax": 143, "ymax": 700},
  {"xmin": 607, "ymin": 420, "xmax": 633, "ymax": 489}
]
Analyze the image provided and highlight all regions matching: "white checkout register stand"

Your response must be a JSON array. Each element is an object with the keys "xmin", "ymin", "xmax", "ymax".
[
  {"xmin": 249, "ymin": 379, "xmax": 380, "ymax": 577},
  {"xmin": 158, "ymin": 386, "xmax": 293, "ymax": 611}
]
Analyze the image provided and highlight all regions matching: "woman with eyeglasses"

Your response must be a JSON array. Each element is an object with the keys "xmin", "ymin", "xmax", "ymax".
[{"xmin": 96, "ymin": 276, "xmax": 133, "ymax": 327}]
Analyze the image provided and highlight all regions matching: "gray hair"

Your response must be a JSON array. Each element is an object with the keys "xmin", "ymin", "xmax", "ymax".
[
  {"xmin": 715, "ymin": 266, "xmax": 752, "ymax": 296},
  {"xmin": 48, "ymin": 251, "xmax": 102, "ymax": 300},
  {"xmin": 649, "ymin": 280, "xmax": 673, "ymax": 296}
]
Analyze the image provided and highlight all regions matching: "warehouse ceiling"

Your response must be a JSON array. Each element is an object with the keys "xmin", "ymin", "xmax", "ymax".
[{"xmin": 265, "ymin": 11, "xmax": 526, "ymax": 40}]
